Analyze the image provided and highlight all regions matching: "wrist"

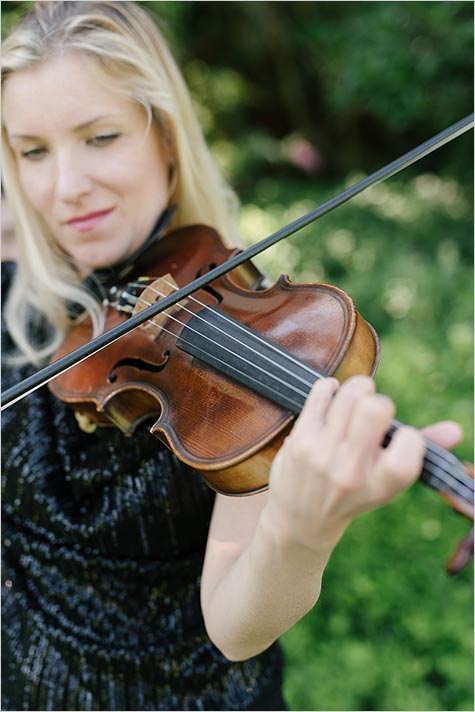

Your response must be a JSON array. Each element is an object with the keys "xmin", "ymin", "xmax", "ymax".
[{"xmin": 259, "ymin": 494, "xmax": 348, "ymax": 565}]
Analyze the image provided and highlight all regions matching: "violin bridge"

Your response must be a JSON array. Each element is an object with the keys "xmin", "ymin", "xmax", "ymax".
[{"xmin": 131, "ymin": 273, "xmax": 180, "ymax": 335}]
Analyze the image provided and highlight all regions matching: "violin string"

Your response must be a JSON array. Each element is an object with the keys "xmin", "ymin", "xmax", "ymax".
[
  {"xmin": 130, "ymin": 291, "xmax": 313, "ymax": 403},
  {"xmin": 390, "ymin": 421, "xmax": 473, "ymax": 498},
  {"xmin": 122, "ymin": 297, "xmax": 306, "ymax": 414},
  {"xmin": 160, "ymin": 277, "xmax": 324, "ymax": 380},
  {"xmin": 127, "ymin": 278, "xmax": 324, "ymax": 388},
  {"xmin": 133, "ymin": 280, "xmax": 474, "ymax": 502},
  {"xmin": 420, "ymin": 444, "xmax": 471, "ymax": 494},
  {"xmin": 391, "ymin": 419, "xmax": 473, "ymax": 487},
  {"xmin": 425, "ymin": 454, "xmax": 472, "ymax": 496},
  {"xmin": 116, "ymin": 287, "xmax": 472, "ymax": 503},
  {"xmin": 140, "ymin": 276, "xmax": 475, "ymax": 503},
  {"xmin": 121, "ymin": 289, "xmax": 473, "ymax": 502}
]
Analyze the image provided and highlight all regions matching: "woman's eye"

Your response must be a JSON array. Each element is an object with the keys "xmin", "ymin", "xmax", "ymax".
[
  {"xmin": 88, "ymin": 133, "xmax": 121, "ymax": 147},
  {"xmin": 20, "ymin": 147, "xmax": 47, "ymax": 161}
]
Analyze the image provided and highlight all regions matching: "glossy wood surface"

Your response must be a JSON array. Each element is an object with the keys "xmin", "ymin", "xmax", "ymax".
[{"xmin": 50, "ymin": 225, "xmax": 379, "ymax": 494}]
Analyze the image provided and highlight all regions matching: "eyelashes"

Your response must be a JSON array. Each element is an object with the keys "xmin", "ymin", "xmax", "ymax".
[
  {"xmin": 20, "ymin": 146, "xmax": 47, "ymax": 161},
  {"xmin": 87, "ymin": 132, "xmax": 121, "ymax": 147},
  {"xmin": 19, "ymin": 133, "xmax": 122, "ymax": 161}
]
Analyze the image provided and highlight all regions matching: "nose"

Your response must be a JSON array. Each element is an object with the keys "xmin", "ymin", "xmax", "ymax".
[{"xmin": 55, "ymin": 149, "xmax": 93, "ymax": 203}]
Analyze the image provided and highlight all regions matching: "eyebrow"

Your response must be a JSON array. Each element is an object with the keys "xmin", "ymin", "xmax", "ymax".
[{"xmin": 10, "ymin": 114, "xmax": 119, "ymax": 140}]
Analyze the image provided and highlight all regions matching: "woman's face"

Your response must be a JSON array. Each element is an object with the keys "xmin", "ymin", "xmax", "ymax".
[{"xmin": 2, "ymin": 52, "xmax": 171, "ymax": 275}]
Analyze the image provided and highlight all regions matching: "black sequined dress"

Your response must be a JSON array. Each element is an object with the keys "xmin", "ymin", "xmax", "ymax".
[{"xmin": 1, "ymin": 263, "xmax": 285, "ymax": 711}]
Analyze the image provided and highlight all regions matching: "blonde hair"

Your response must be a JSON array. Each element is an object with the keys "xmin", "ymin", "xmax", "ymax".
[{"xmin": 1, "ymin": 0, "xmax": 240, "ymax": 365}]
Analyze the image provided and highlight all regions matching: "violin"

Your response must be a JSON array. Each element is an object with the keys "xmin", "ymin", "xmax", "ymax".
[
  {"xmin": 2, "ymin": 113, "xmax": 474, "ymax": 572},
  {"xmin": 47, "ymin": 224, "xmax": 474, "ymax": 572}
]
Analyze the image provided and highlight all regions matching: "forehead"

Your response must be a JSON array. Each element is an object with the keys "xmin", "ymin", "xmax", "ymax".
[{"xmin": 2, "ymin": 52, "xmax": 140, "ymax": 134}]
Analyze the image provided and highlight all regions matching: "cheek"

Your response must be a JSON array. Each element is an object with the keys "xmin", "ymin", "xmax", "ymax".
[
  {"xmin": 146, "ymin": 153, "xmax": 170, "ymax": 208},
  {"xmin": 118, "ymin": 148, "xmax": 169, "ymax": 214},
  {"xmin": 18, "ymin": 163, "xmax": 51, "ymax": 213}
]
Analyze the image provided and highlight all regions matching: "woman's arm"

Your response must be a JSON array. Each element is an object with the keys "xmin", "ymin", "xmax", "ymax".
[
  {"xmin": 201, "ymin": 486, "xmax": 328, "ymax": 662},
  {"xmin": 200, "ymin": 375, "xmax": 462, "ymax": 661}
]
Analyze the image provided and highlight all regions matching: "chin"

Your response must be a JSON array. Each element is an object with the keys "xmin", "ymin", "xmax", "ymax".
[
  {"xmin": 79, "ymin": 249, "xmax": 123, "ymax": 269},
  {"xmin": 74, "ymin": 255, "xmax": 113, "ymax": 278}
]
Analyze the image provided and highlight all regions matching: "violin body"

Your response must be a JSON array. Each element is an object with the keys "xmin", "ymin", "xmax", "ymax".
[{"xmin": 50, "ymin": 226, "xmax": 379, "ymax": 494}]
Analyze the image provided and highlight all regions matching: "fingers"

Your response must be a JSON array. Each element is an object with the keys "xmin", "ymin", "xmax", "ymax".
[
  {"xmin": 325, "ymin": 376, "xmax": 376, "ymax": 443},
  {"xmin": 296, "ymin": 375, "xmax": 375, "ymax": 432},
  {"xmin": 293, "ymin": 376, "xmax": 339, "ymax": 433},
  {"xmin": 345, "ymin": 392, "xmax": 394, "ymax": 465},
  {"xmin": 294, "ymin": 374, "xmax": 425, "ymax": 501},
  {"xmin": 376, "ymin": 425, "xmax": 425, "ymax": 496},
  {"xmin": 293, "ymin": 376, "xmax": 383, "ymax": 464},
  {"xmin": 268, "ymin": 374, "xmax": 429, "ymax": 549},
  {"xmin": 421, "ymin": 420, "xmax": 463, "ymax": 450}
]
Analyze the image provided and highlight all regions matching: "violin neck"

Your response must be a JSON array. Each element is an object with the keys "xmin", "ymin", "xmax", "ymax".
[{"xmin": 383, "ymin": 421, "xmax": 473, "ymax": 510}]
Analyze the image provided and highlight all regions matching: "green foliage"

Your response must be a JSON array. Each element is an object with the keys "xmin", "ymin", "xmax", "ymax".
[
  {"xmin": 3, "ymin": 2, "xmax": 472, "ymax": 176},
  {"xmin": 282, "ymin": 490, "xmax": 474, "ymax": 711},
  {"xmin": 148, "ymin": 1, "xmax": 473, "ymax": 179},
  {"xmin": 0, "ymin": 0, "xmax": 27, "ymax": 39},
  {"xmin": 296, "ymin": 2, "xmax": 473, "ymax": 132}
]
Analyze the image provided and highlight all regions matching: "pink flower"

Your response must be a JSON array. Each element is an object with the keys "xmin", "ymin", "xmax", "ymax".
[{"xmin": 288, "ymin": 138, "xmax": 323, "ymax": 173}]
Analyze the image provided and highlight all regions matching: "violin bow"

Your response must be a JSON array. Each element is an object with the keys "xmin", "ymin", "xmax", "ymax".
[{"xmin": 2, "ymin": 112, "xmax": 473, "ymax": 410}]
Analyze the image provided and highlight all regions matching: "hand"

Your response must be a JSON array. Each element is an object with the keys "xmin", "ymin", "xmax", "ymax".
[{"xmin": 266, "ymin": 375, "xmax": 428, "ymax": 552}]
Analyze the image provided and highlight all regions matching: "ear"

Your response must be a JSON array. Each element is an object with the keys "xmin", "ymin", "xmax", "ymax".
[
  {"xmin": 159, "ymin": 121, "xmax": 176, "ymax": 169},
  {"xmin": 160, "ymin": 124, "xmax": 177, "ymax": 198}
]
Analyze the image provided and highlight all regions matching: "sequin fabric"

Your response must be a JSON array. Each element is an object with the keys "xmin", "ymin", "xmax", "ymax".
[{"xmin": 1, "ymin": 263, "xmax": 284, "ymax": 711}]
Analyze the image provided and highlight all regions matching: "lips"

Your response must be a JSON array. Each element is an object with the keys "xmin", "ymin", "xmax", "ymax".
[{"xmin": 66, "ymin": 208, "xmax": 114, "ymax": 232}]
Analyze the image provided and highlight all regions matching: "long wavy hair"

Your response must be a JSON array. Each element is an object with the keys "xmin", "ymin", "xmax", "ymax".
[{"xmin": 1, "ymin": 1, "xmax": 239, "ymax": 365}]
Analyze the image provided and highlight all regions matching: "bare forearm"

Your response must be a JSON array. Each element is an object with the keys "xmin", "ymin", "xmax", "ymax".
[{"xmin": 201, "ymin": 505, "xmax": 343, "ymax": 661}]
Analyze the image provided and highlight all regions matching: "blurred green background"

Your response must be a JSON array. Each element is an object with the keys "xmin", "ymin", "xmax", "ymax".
[{"xmin": 2, "ymin": 2, "xmax": 473, "ymax": 710}]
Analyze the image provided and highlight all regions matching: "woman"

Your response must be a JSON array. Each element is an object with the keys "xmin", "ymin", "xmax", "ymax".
[{"xmin": 1, "ymin": 2, "xmax": 462, "ymax": 710}]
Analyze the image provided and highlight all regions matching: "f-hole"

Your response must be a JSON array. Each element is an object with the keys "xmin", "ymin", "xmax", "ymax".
[
  {"xmin": 196, "ymin": 262, "xmax": 223, "ymax": 303},
  {"xmin": 108, "ymin": 350, "xmax": 171, "ymax": 383}
]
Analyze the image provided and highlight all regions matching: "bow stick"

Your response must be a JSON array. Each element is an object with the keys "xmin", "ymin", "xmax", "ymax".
[{"xmin": 2, "ymin": 113, "xmax": 473, "ymax": 410}]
